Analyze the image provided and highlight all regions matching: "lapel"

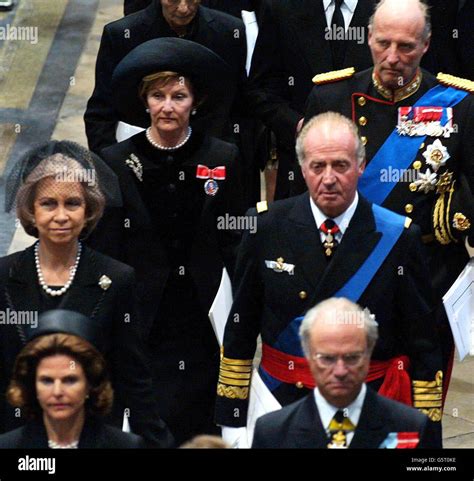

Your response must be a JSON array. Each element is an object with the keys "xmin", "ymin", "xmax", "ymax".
[
  {"xmin": 55, "ymin": 247, "xmax": 107, "ymax": 315},
  {"xmin": 291, "ymin": 0, "xmax": 333, "ymax": 75},
  {"xmin": 21, "ymin": 420, "xmax": 49, "ymax": 448},
  {"xmin": 311, "ymin": 196, "xmax": 382, "ymax": 304},
  {"xmin": 284, "ymin": 193, "xmax": 327, "ymax": 292},
  {"xmin": 5, "ymin": 246, "xmax": 42, "ymax": 317},
  {"xmin": 289, "ymin": 395, "xmax": 330, "ymax": 448},
  {"xmin": 139, "ymin": 1, "xmax": 167, "ymax": 38},
  {"xmin": 350, "ymin": 388, "xmax": 391, "ymax": 448},
  {"xmin": 5, "ymin": 246, "xmax": 109, "ymax": 334}
]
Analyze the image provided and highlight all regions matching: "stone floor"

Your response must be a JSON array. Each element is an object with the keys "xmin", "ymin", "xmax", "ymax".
[{"xmin": 0, "ymin": 0, "xmax": 472, "ymax": 448}]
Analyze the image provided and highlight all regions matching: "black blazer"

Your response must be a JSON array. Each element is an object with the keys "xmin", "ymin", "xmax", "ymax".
[
  {"xmin": 0, "ymin": 245, "xmax": 173, "ymax": 447},
  {"xmin": 86, "ymin": 132, "xmax": 244, "ymax": 338},
  {"xmin": 0, "ymin": 417, "xmax": 145, "ymax": 449},
  {"xmin": 252, "ymin": 388, "xmax": 441, "ymax": 448},
  {"xmin": 85, "ymin": 0, "xmax": 247, "ymax": 154},
  {"xmin": 247, "ymin": 0, "xmax": 375, "ymax": 148},
  {"xmin": 215, "ymin": 194, "xmax": 441, "ymax": 426}
]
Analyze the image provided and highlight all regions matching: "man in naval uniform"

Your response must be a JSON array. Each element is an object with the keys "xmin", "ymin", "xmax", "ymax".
[
  {"xmin": 304, "ymin": 0, "xmax": 474, "ymax": 396},
  {"xmin": 214, "ymin": 112, "xmax": 442, "ymax": 444}
]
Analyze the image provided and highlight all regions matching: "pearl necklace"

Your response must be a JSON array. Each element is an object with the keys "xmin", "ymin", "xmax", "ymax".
[
  {"xmin": 35, "ymin": 242, "xmax": 82, "ymax": 297},
  {"xmin": 48, "ymin": 439, "xmax": 79, "ymax": 449},
  {"xmin": 146, "ymin": 126, "xmax": 192, "ymax": 151}
]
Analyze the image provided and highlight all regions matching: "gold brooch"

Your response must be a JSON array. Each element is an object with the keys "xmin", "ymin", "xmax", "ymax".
[
  {"xmin": 99, "ymin": 275, "xmax": 112, "ymax": 291},
  {"xmin": 436, "ymin": 171, "xmax": 453, "ymax": 194},
  {"xmin": 453, "ymin": 213, "xmax": 471, "ymax": 231}
]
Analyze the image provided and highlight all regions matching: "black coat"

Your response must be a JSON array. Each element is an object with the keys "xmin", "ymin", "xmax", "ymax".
[
  {"xmin": 304, "ymin": 67, "xmax": 474, "ymax": 298},
  {"xmin": 85, "ymin": 1, "xmax": 247, "ymax": 155},
  {"xmin": 86, "ymin": 131, "xmax": 244, "ymax": 443},
  {"xmin": 125, "ymin": 1, "xmax": 261, "ymax": 18},
  {"xmin": 252, "ymin": 388, "xmax": 441, "ymax": 449},
  {"xmin": 246, "ymin": 0, "xmax": 375, "ymax": 198},
  {"xmin": 215, "ymin": 194, "xmax": 441, "ymax": 426},
  {"xmin": 0, "ymin": 245, "xmax": 173, "ymax": 447},
  {"xmin": 0, "ymin": 417, "xmax": 145, "ymax": 449},
  {"xmin": 87, "ymin": 131, "xmax": 243, "ymax": 335}
]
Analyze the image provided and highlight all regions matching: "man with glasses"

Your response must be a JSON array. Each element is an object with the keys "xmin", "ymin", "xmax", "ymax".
[
  {"xmin": 215, "ymin": 112, "xmax": 442, "ymax": 445},
  {"xmin": 252, "ymin": 298, "xmax": 441, "ymax": 448}
]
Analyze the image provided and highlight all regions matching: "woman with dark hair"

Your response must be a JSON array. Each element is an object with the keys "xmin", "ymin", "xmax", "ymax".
[
  {"xmin": 0, "ymin": 326, "xmax": 144, "ymax": 448},
  {"xmin": 0, "ymin": 142, "xmax": 173, "ymax": 447},
  {"xmin": 87, "ymin": 37, "xmax": 244, "ymax": 444}
]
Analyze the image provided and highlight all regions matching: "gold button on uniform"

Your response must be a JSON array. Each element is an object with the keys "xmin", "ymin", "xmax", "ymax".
[
  {"xmin": 358, "ymin": 116, "xmax": 367, "ymax": 126},
  {"xmin": 357, "ymin": 96, "xmax": 366, "ymax": 106},
  {"xmin": 409, "ymin": 183, "xmax": 418, "ymax": 192},
  {"xmin": 413, "ymin": 160, "xmax": 422, "ymax": 170},
  {"xmin": 361, "ymin": 136, "xmax": 368, "ymax": 145},
  {"xmin": 419, "ymin": 142, "xmax": 425, "ymax": 150},
  {"xmin": 405, "ymin": 204, "xmax": 414, "ymax": 214},
  {"xmin": 295, "ymin": 381, "xmax": 304, "ymax": 389},
  {"xmin": 299, "ymin": 291, "xmax": 307, "ymax": 299}
]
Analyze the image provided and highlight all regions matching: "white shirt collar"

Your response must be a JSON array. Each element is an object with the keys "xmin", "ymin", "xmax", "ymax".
[
  {"xmin": 323, "ymin": 0, "xmax": 358, "ymax": 14},
  {"xmin": 310, "ymin": 191, "xmax": 359, "ymax": 235},
  {"xmin": 314, "ymin": 383, "xmax": 366, "ymax": 432}
]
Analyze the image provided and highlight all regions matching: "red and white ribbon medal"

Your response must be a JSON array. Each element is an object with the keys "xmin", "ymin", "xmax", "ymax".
[{"xmin": 196, "ymin": 164, "xmax": 226, "ymax": 196}]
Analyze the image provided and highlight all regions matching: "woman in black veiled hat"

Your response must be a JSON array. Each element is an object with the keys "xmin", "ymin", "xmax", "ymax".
[
  {"xmin": 0, "ymin": 142, "xmax": 173, "ymax": 447},
  {"xmin": 86, "ymin": 37, "xmax": 245, "ymax": 444}
]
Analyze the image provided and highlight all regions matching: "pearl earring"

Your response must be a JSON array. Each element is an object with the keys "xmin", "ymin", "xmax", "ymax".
[
  {"xmin": 146, "ymin": 108, "xmax": 150, "ymax": 113},
  {"xmin": 191, "ymin": 108, "xmax": 197, "ymax": 116}
]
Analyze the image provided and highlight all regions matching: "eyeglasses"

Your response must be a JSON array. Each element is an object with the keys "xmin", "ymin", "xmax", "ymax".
[
  {"xmin": 312, "ymin": 351, "xmax": 367, "ymax": 368},
  {"xmin": 163, "ymin": 0, "xmax": 200, "ymax": 6}
]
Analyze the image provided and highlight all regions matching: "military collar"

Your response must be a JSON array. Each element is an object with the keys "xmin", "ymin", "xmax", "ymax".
[{"xmin": 372, "ymin": 69, "xmax": 422, "ymax": 103}]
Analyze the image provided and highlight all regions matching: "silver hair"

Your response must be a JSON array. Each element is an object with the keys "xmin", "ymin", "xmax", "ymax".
[
  {"xmin": 299, "ymin": 298, "xmax": 379, "ymax": 359},
  {"xmin": 368, "ymin": 0, "xmax": 432, "ymax": 40},
  {"xmin": 295, "ymin": 112, "xmax": 365, "ymax": 167}
]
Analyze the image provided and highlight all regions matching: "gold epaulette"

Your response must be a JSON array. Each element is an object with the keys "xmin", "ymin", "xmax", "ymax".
[
  {"xmin": 216, "ymin": 351, "xmax": 253, "ymax": 401},
  {"xmin": 404, "ymin": 217, "xmax": 412, "ymax": 229},
  {"xmin": 412, "ymin": 370, "xmax": 443, "ymax": 422},
  {"xmin": 312, "ymin": 67, "xmax": 355, "ymax": 85},
  {"xmin": 256, "ymin": 200, "xmax": 268, "ymax": 213},
  {"xmin": 437, "ymin": 73, "xmax": 474, "ymax": 94}
]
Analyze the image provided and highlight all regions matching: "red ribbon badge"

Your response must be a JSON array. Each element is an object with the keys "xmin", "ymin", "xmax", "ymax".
[
  {"xmin": 399, "ymin": 106, "xmax": 443, "ymax": 122},
  {"xmin": 413, "ymin": 107, "xmax": 443, "ymax": 122},
  {"xmin": 196, "ymin": 165, "xmax": 226, "ymax": 180},
  {"xmin": 396, "ymin": 432, "xmax": 420, "ymax": 449}
]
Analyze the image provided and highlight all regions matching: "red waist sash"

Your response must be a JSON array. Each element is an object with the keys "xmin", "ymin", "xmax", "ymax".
[{"xmin": 261, "ymin": 343, "xmax": 412, "ymax": 405}]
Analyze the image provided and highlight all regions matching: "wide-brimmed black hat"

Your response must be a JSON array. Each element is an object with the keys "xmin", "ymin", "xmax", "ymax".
[
  {"xmin": 27, "ymin": 309, "xmax": 101, "ymax": 349},
  {"xmin": 111, "ymin": 37, "xmax": 233, "ymax": 127}
]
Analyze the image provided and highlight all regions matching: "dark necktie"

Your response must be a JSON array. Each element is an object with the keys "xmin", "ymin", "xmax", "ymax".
[
  {"xmin": 320, "ymin": 218, "xmax": 340, "ymax": 258},
  {"xmin": 327, "ymin": 409, "xmax": 355, "ymax": 448},
  {"xmin": 330, "ymin": 0, "xmax": 346, "ymax": 69}
]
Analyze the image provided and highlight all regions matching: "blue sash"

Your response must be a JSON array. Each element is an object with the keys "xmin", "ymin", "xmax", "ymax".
[
  {"xmin": 358, "ymin": 85, "xmax": 468, "ymax": 205},
  {"xmin": 272, "ymin": 204, "xmax": 407, "ymax": 358}
]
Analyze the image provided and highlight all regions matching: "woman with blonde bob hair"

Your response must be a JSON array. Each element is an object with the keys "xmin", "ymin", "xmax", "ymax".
[
  {"xmin": 0, "ymin": 312, "xmax": 144, "ymax": 448},
  {"xmin": 87, "ymin": 37, "xmax": 244, "ymax": 444}
]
